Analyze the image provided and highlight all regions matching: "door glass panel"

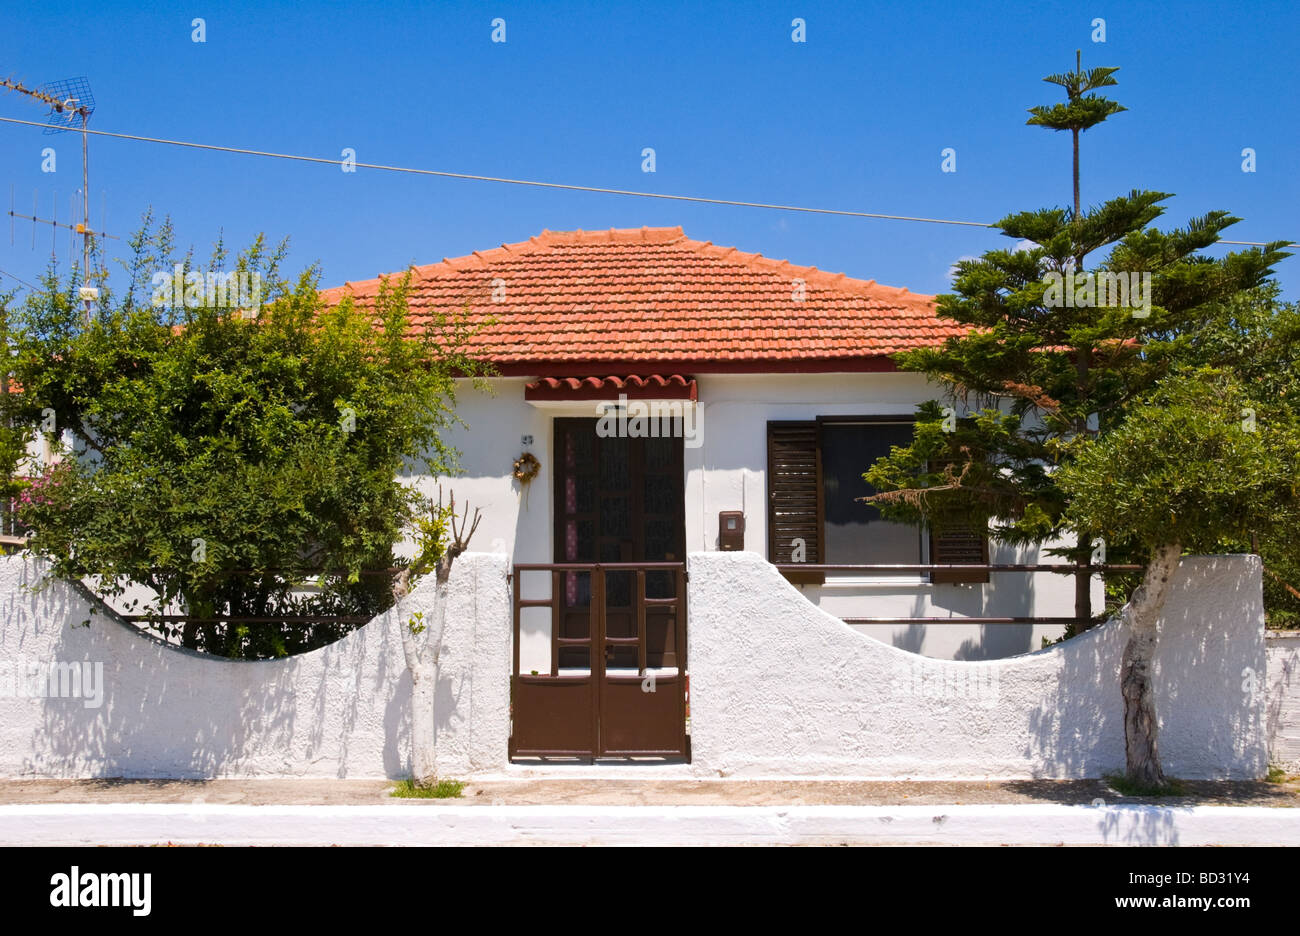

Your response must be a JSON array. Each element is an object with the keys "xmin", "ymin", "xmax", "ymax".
[
  {"xmin": 645, "ymin": 517, "xmax": 674, "ymax": 560},
  {"xmin": 567, "ymin": 474, "xmax": 594, "ymax": 513},
  {"xmin": 563, "ymin": 570, "xmax": 590, "ymax": 609},
  {"xmin": 566, "ymin": 427, "xmax": 593, "ymax": 467},
  {"xmin": 603, "ymin": 566, "xmax": 632, "ymax": 607},
  {"xmin": 600, "ymin": 495, "xmax": 630, "ymax": 538},
  {"xmin": 565, "ymin": 518, "xmax": 594, "ymax": 562},
  {"xmin": 645, "ymin": 569, "xmax": 674, "ymax": 600},
  {"xmin": 644, "ymin": 475, "xmax": 674, "ymax": 515},
  {"xmin": 558, "ymin": 646, "xmax": 590, "ymax": 672},
  {"xmin": 606, "ymin": 645, "xmax": 639, "ymax": 670},
  {"xmin": 599, "ymin": 438, "xmax": 629, "ymax": 488},
  {"xmin": 645, "ymin": 432, "xmax": 676, "ymax": 471}
]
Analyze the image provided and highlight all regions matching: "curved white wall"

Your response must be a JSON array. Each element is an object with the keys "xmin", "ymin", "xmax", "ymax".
[
  {"xmin": 0, "ymin": 550, "xmax": 1273, "ymax": 780},
  {"xmin": 686, "ymin": 552, "xmax": 1268, "ymax": 779},
  {"xmin": 0, "ymin": 553, "xmax": 510, "ymax": 779}
]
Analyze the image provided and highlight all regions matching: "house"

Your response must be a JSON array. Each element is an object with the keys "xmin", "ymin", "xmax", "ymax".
[
  {"xmin": 324, "ymin": 226, "xmax": 1100, "ymax": 672},
  {"xmin": 5, "ymin": 225, "xmax": 1249, "ymax": 774}
]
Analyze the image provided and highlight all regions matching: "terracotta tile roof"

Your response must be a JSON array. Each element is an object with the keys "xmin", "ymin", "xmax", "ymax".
[
  {"xmin": 526, "ymin": 374, "xmax": 697, "ymax": 402},
  {"xmin": 319, "ymin": 227, "xmax": 962, "ymax": 371}
]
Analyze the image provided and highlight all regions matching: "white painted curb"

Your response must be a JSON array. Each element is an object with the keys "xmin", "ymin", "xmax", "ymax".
[{"xmin": 1, "ymin": 804, "xmax": 1297, "ymax": 846}]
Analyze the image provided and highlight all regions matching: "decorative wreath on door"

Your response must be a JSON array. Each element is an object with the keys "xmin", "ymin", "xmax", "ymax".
[{"xmin": 512, "ymin": 451, "xmax": 541, "ymax": 484}]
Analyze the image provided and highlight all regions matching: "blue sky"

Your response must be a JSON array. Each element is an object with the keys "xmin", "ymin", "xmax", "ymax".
[{"xmin": 1, "ymin": 0, "xmax": 1296, "ymax": 300}]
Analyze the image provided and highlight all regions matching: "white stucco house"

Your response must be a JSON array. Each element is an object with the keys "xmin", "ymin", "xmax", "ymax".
[
  {"xmin": 323, "ymin": 226, "xmax": 1099, "ymax": 672},
  {"xmin": 3, "ymin": 225, "xmax": 1273, "ymax": 776}
]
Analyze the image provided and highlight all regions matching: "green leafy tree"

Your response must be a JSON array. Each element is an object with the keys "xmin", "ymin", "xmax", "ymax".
[
  {"xmin": 3, "ymin": 220, "xmax": 488, "ymax": 658},
  {"xmin": 864, "ymin": 56, "xmax": 1291, "ymax": 630},
  {"xmin": 1058, "ymin": 371, "xmax": 1300, "ymax": 785},
  {"xmin": 1175, "ymin": 286, "xmax": 1300, "ymax": 626},
  {"xmin": 0, "ymin": 292, "xmax": 34, "ymax": 543}
]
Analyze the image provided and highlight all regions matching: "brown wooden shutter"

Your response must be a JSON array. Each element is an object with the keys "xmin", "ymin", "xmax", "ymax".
[
  {"xmin": 925, "ymin": 455, "xmax": 990, "ymax": 584},
  {"xmin": 767, "ymin": 421, "xmax": 825, "ymax": 584}
]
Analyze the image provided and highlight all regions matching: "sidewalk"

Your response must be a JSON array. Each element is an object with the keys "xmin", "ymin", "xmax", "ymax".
[
  {"xmin": 1, "ymin": 778, "xmax": 1296, "ymax": 845},
  {"xmin": 0, "ymin": 776, "xmax": 1295, "ymax": 806}
]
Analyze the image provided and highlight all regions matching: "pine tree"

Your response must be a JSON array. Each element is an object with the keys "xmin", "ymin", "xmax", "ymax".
[
  {"xmin": 1026, "ymin": 49, "xmax": 1126, "ymax": 218},
  {"xmin": 863, "ymin": 56, "xmax": 1292, "ymax": 783}
]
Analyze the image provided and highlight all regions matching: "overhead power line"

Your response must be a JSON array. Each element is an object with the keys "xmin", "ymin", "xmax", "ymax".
[
  {"xmin": 0, "ymin": 267, "xmax": 38, "ymax": 291},
  {"xmin": 0, "ymin": 114, "xmax": 1295, "ymax": 249}
]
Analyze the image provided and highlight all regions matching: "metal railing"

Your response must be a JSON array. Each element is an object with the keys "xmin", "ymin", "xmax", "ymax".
[
  {"xmin": 111, "ymin": 567, "xmax": 403, "ymax": 629},
  {"xmin": 773, "ymin": 562, "xmax": 1143, "ymax": 626}
]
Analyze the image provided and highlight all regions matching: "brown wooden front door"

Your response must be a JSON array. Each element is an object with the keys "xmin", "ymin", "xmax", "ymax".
[
  {"xmin": 554, "ymin": 418, "xmax": 685, "ymax": 668},
  {"xmin": 536, "ymin": 417, "xmax": 687, "ymax": 757}
]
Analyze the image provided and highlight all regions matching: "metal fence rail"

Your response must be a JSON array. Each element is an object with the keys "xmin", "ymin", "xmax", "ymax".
[
  {"xmin": 107, "ymin": 567, "xmax": 403, "ymax": 628},
  {"xmin": 774, "ymin": 562, "xmax": 1144, "ymax": 626}
]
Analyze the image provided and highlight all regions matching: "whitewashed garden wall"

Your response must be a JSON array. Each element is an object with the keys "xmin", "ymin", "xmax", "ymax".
[
  {"xmin": 0, "ymin": 551, "xmax": 1280, "ymax": 780},
  {"xmin": 0, "ymin": 553, "xmax": 510, "ymax": 779},
  {"xmin": 1267, "ymin": 632, "xmax": 1300, "ymax": 773},
  {"xmin": 687, "ymin": 552, "xmax": 1268, "ymax": 779}
]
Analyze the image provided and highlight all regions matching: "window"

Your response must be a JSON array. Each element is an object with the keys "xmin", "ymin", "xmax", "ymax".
[
  {"xmin": 820, "ymin": 421, "xmax": 920, "ymax": 567},
  {"xmin": 766, "ymin": 418, "xmax": 988, "ymax": 584}
]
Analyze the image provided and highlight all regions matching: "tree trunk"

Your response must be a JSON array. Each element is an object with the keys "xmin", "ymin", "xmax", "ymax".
[
  {"xmin": 399, "ymin": 557, "xmax": 455, "ymax": 785},
  {"xmin": 1071, "ymin": 128, "xmax": 1080, "ymax": 216},
  {"xmin": 1119, "ymin": 542, "xmax": 1181, "ymax": 786},
  {"xmin": 1072, "ymin": 343, "xmax": 1092, "ymax": 630},
  {"xmin": 397, "ymin": 493, "xmax": 479, "ymax": 786},
  {"xmin": 408, "ymin": 657, "xmax": 437, "ymax": 783},
  {"xmin": 1074, "ymin": 533, "xmax": 1092, "ymax": 632}
]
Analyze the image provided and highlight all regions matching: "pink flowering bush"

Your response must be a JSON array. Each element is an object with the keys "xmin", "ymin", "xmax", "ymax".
[{"xmin": 14, "ymin": 462, "xmax": 73, "ymax": 521}]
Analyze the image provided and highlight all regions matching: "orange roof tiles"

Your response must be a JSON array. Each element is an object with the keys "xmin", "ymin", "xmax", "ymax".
[
  {"xmin": 319, "ymin": 227, "xmax": 963, "ymax": 372},
  {"xmin": 526, "ymin": 374, "xmax": 697, "ymax": 402}
]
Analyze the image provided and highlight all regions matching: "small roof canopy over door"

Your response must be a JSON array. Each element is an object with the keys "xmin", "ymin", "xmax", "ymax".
[{"xmin": 524, "ymin": 374, "xmax": 697, "ymax": 403}]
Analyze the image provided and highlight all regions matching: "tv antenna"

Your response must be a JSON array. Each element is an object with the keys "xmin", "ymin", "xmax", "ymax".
[{"xmin": 1, "ymin": 74, "xmax": 115, "ymax": 319}]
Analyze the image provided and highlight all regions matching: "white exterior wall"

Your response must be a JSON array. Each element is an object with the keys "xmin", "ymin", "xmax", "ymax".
[
  {"xmin": 0, "ymin": 553, "xmax": 510, "ymax": 779},
  {"xmin": 687, "ymin": 552, "xmax": 1268, "ymax": 779},
  {"xmin": 1267, "ymin": 632, "xmax": 1300, "ymax": 772},
  {"xmin": 425, "ymin": 378, "xmax": 554, "ymax": 565},
  {"xmin": 0, "ymin": 551, "xmax": 1272, "ymax": 780},
  {"xmin": 438, "ymin": 374, "xmax": 1098, "ymax": 660}
]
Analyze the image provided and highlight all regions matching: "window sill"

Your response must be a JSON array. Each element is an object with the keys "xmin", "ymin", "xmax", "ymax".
[{"xmin": 817, "ymin": 575, "xmax": 931, "ymax": 588}]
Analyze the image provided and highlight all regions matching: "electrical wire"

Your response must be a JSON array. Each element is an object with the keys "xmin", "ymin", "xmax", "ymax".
[
  {"xmin": 0, "ymin": 268, "xmax": 37, "ymax": 291},
  {"xmin": 2, "ymin": 114, "xmax": 1292, "ymax": 248}
]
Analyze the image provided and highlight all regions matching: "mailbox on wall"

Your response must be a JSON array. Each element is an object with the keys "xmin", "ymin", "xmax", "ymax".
[{"xmin": 719, "ymin": 511, "xmax": 745, "ymax": 551}]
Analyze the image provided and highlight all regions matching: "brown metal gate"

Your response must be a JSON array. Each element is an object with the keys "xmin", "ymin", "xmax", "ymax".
[{"xmin": 509, "ymin": 562, "xmax": 689, "ymax": 760}]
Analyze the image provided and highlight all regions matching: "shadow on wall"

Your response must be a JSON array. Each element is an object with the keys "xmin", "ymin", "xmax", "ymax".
[
  {"xmin": 942, "ymin": 571, "xmax": 1036, "ymax": 660},
  {"xmin": 952, "ymin": 624, "xmax": 1034, "ymax": 661},
  {"xmin": 0, "ymin": 556, "xmax": 419, "ymax": 779},
  {"xmin": 1023, "ymin": 556, "xmax": 1266, "ymax": 781},
  {"xmin": 874, "ymin": 573, "xmax": 1040, "ymax": 660},
  {"xmin": 1266, "ymin": 636, "xmax": 1300, "ymax": 770},
  {"xmin": 1023, "ymin": 623, "xmax": 1125, "ymax": 779},
  {"xmin": 0, "ymin": 552, "xmax": 511, "ymax": 780},
  {"xmin": 938, "ymin": 548, "xmax": 1040, "ymax": 660},
  {"xmin": 685, "ymin": 551, "xmax": 1266, "ymax": 779},
  {"xmin": 948, "ymin": 564, "xmax": 1035, "ymax": 660},
  {"xmin": 1154, "ymin": 561, "xmax": 1266, "ymax": 778}
]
